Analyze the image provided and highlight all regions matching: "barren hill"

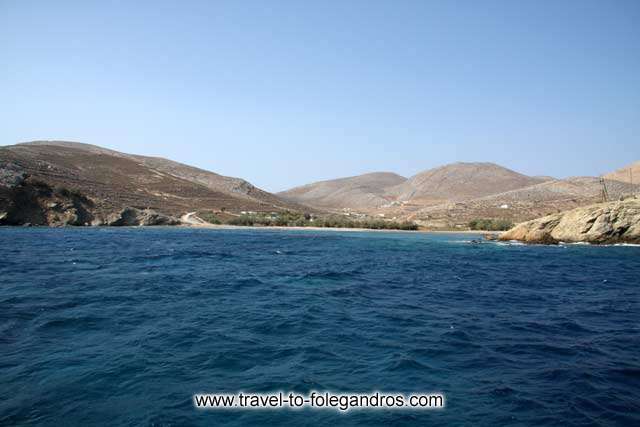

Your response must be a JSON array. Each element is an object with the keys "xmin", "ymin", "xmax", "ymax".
[
  {"xmin": 21, "ymin": 140, "xmax": 287, "ymax": 205},
  {"xmin": 410, "ymin": 177, "xmax": 639, "ymax": 228},
  {"xmin": 0, "ymin": 141, "xmax": 309, "ymax": 225},
  {"xmin": 604, "ymin": 161, "xmax": 640, "ymax": 185},
  {"xmin": 278, "ymin": 172, "xmax": 406, "ymax": 210},
  {"xmin": 387, "ymin": 162, "xmax": 548, "ymax": 204}
]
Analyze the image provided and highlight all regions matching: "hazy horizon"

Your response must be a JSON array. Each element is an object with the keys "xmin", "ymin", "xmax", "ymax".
[{"xmin": 2, "ymin": 1, "xmax": 639, "ymax": 192}]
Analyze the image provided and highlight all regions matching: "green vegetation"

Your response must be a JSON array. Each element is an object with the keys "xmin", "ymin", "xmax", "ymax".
[
  {"xmin": 312, "ymin": 215, "xmax": 418, "ymax": 230},
  {"xmin": 468, "ymin": 218, "xmax": 514, "ymax": 231},
  {"xmin": 198, "ymin": 211, "xmax": 222, "ymax": 224},
  {"xmin": 202, "ymin": 210, "xmax": 418, "ymax": 231}
]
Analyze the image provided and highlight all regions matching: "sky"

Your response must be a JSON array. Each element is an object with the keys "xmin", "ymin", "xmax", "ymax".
[{"xmin": 1, "ymin": 0, "xmax": 639, "ymax": 191}]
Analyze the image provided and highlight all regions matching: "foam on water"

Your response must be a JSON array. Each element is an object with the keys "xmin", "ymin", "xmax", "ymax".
[{"xmin": 1, "ymin": 228, "xmax": 639, "ymax": 426}]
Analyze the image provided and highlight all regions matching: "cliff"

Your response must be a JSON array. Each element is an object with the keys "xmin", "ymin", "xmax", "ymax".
[{"xmin": 499, "ymin": 199, "xmax": 640, "ymax": 244}]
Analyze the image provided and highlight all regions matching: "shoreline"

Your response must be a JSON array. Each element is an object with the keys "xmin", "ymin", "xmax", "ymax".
[
  {"xmin": 5, "ymin": 225, "xmax": 639, "ymax": 244},
  {"xmin": 178, "ymin": 222, "xmax": 502, "ymax": 234},
  {"xmin": 0, "ymin": 223, "xmax": 502, "ymax": 235}
]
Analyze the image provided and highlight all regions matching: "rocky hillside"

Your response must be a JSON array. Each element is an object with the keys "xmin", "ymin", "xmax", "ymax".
[
  {"xmin": 387, "ymin": 162, "xmax": 547, "ymax": 203},
  {"xmin": 604, "ymin": 161, "xmax": 640, "ymax": 185},
  {"xmin": 411, "ymin": 176, "xmax": 640, "ymax": 228},
  {"xmin": 499, "ymin": 198, "xmax": 640, "ymax": 244},
  {"xmin": 273, "ymin": 159, "xmax": 640, "ymax": 229},
  {"xmin": 280, "ymin": 163, "xmax": 546, "ymax": 211},
  {"xmin": 278, "ymin": 172, "xmax": 406, "ymax": 209},
  {"xmin": 0, "ymin": 141, "xmax": 310, "ymax": 226}
]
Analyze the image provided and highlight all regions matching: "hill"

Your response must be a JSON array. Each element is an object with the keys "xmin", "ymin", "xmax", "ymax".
[
  {"xmin": 0, "ymin": 141, "xmax": 310, "ymax": 226},
  {"xmin": 387, "ymin": 162, "xmax": 548, "ymax": 204},
  {"xmin": 279, "ymin": 163, "xmax": 545, "ymax": 211},
  {"xmin": 604, "ymin": 161, "xmax": 640, "ymax": 185},
  {"xmin": 410, "ymin": 176, "xmax": 639, "ymax": 229},
  {"xmin": 278, "ymin": 172, "xmax": 406, "ymax": 210}
]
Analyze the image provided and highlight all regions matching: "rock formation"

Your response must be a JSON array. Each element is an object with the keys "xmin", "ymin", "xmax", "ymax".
[
  {"xmin": 102, "ymin": 207, "xmax": 180, "ymax": 226},
  {"xmin": 0, "ymin": 177, "xmax": 95, "ymax": 226},
  {"xmin": 0, "ymin": 173, "xmax": 181, "ymax": 227},
  {"xmin": 499, "ymin": 199, "xmax": 640, "ymax": 244}
]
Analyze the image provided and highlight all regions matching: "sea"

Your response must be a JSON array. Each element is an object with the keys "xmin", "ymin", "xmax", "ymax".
[{"xmin": 1, "ymin": 227, "xmax": 638, "ymax": 426}]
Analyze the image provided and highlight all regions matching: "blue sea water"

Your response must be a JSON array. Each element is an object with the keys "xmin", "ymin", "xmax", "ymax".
[{"xmin": 1, "ymin": 227, "xmax": 639, "ymax": 426}]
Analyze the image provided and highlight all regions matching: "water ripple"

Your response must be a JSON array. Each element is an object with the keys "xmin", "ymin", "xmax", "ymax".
[{"xmin": 1, "ymin": 228, "xmax": 639, "ymax": 426}]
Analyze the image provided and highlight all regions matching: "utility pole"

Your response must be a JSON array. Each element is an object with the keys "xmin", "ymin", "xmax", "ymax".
[{"xmin": 599, "ymin": 177, "xmax": 609, "ymax": 203}]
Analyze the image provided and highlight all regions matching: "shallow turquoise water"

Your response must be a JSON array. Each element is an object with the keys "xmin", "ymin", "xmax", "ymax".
[{"xmin": 1, "ymin": 227, "xmax": 639, "ymax": 426}]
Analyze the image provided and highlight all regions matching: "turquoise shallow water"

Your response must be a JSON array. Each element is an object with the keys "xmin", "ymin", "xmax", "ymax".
[{"xmin": 1, "ymin": 227, "xmax": 639, "ymax": 426}]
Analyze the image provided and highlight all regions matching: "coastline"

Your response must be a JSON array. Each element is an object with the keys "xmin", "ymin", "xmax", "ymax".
[
  {"xmin": 178, "ymin": 222, "xmax": 501, "ymax": 234},
  {"xmin": 0, "ymin": 223, "xmax": 501, "ymax": 234}
]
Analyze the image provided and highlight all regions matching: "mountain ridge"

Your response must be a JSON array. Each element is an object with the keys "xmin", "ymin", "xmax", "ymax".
[
  {"xmin": 0, "ymin": 141, "xmax": 312, "ymax": 226},
  {"xmin": 280, "ymin": 162, "xmax": 550, "ymax": 211},
  {"xmin": 2, "ymin": 140, "xmax": 638, "ymax": 229},
  {"xmin": 278, "ymin": 171, "xmax": 406, "ymax": 210},
  {"xmin": 386, "ymin": 162, "xmax": 548, "ymax": 202},
  {"xmin": 279, "ymin": 161, "xmax": 639, "ymax": 228}
]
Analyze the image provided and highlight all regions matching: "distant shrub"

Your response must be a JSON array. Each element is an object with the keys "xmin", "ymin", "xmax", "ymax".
[
  {"xmin": 55, "ymin": 186, "xmax": 85, "ymax": 199},
  {"xmin": 223, "ymin": 212, "xmax": 418, "ymax": 231},
  {"xmin": 468, "ymin": 218, "xmax": 513, "ymax": 231},
  {"xmin": 198, "ymin": 211, "xmax": 221, "ymax": 224},
  {"xmin": 227, "ymin": 215, "xmax": 258, "ymax": 226}
]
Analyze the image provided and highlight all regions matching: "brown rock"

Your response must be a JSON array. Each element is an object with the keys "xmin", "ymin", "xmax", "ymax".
[
  {"xmin": 499, "ymin": 199, "xmax": 640, "ymax": 244},
  {"xmin": 106, "ymin": 207, "xmax": 180, "ymax": 226}
]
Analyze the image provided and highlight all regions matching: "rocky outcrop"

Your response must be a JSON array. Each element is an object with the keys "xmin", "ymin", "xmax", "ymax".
[
  {"xmin": 0, "ymin": 170, "xmax": 180, "ymax": 226},
  {"xmin": 0, "ymin": 162, "xmax": 26, "ymax": 188},
  {"xmin": 102, "ymin": 207, "xmax": 180, "ymax": 226},
  {"xmin": 0, "ymin": 178, "xmax": 95, "ymax": 226},
  {"xmin": 499, "ymin": 199, "xmax": 640, "ymax": 244}
]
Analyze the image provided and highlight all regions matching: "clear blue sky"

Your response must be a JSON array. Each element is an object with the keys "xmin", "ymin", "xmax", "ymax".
[{"xmin": 1, "ymin": 0, "xmax": 639, "ymax": 191}]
